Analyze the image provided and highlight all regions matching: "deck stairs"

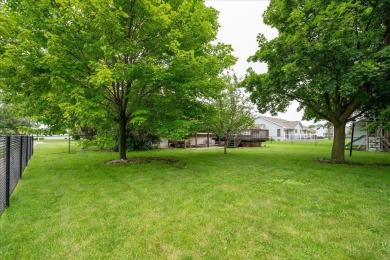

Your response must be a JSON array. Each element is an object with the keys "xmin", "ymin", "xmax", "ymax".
[
  {"xmin": 227, "ymin": 139, "xmax": 242, "ymax": 148},
  {"xmin": 383, "ymin": 137, "xmax": 390, "ymax": 150}
]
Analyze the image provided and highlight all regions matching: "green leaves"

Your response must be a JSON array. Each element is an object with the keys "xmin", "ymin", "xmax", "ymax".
[
  {"xmin": 130, "ymin": 109, "xmax": 150, "ymax": 127},
  {"xmin": 245, "ymin": 0, "xmax": 390, "ymax": 121},
  {"xmin": 0, "ymin": 0, "xmax": 235, "ymax": 158},
  {"xmin": 244, "ymin": 0, "xmax": 390, "ymax": 161}
]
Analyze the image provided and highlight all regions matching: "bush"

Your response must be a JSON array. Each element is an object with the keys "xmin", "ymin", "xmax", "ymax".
[
  {"xmin": 77, "ymin": 135, "xmax": 116, "ymax": 151},
  {"xmin": 113, "ymin": 125, "xmax": 160, "ymax": 152},
  {"xmin": 93, "ymin": 136, "xmax": 115, "ymax": 151},
  {"xmin": 77, "ymin": 139, "xmax": 93, "ymax": 150}
]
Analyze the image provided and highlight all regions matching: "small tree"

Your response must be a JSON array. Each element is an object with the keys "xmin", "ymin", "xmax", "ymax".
[{"xmin": 210, "ymin": 76, "xmax": 254, "ymax": 154}]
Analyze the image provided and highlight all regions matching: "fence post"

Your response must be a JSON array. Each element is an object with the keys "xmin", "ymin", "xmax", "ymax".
[
  {"xmin": 26, "ymin": 136, "xmax": 29, "ymax": 166},
  {"xmin": 20, "ymin": 135, "xmax": 23, "ymax": 178},
  {"xmin": 31, "ymin": 136, "xmax": 34, "ymax": 156},
  {"xmin": 350, "ymin": 122, "xmax": 355, "ymax": 157},
  {"xmin": 5, "ymin": 136, "xmax": 11, "ymax": 208}
]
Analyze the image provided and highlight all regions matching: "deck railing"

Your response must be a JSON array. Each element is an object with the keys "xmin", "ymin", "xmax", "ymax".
[{"xmin": 233, "ymin": 129, "xmax": 269, "ymax": 141}]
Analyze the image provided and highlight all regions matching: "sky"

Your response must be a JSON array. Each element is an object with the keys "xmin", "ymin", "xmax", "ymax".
[{"xmin": 205, "ymin": 0, "xmax": 314, "ymax": 124}]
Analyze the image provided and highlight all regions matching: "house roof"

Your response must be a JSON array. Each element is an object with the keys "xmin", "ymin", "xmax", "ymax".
[
  {"xmin": 302, "ymin": 126, "xmax": 317, "ymax": 133},
  {"xmin": 257, "ymin": 115, "xmax": 300, "ymax": 130}
]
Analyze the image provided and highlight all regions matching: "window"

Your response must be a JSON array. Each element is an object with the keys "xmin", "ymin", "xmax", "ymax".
[
  {"xmin": 277, "ymin": 129, "xmax": 281, "ymax": 137},
  {"xmin": 295, "ymin": 129, "xmax": 297, "ymax": 133}
]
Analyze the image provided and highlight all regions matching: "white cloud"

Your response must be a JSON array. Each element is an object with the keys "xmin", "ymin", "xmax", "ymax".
[{"xmin": 206, "ymin": 1, "xmax": 277, "ymax": 78}]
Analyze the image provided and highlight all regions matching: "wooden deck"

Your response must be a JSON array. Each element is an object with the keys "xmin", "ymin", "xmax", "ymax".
[
  {"xmin": 229, "ymin": 129, "xmax": 269, "ymax": 147},
  {"xmin": 235, "ymin": 129, "xmax": 269, "ymax": 140}
]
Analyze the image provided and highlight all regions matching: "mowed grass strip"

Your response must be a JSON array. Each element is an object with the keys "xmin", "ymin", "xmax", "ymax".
[{"xmin": 0, "ymin": 140, "xmax": 389, "ymax": 259}]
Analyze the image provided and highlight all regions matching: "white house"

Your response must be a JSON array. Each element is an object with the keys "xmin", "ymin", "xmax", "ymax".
[
  {"xmin": 255, "ymin": 115, "xmax": 316, "ymax": 141},
  {"xmin": 316, "ymin": 123, "xmax": 334, "ymax": 139}
]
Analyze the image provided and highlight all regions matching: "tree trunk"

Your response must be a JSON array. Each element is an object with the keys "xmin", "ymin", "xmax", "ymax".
[
  {"xmin": 224, "ymin": 133, "xmax": 229, "ymax": 154},
  {"xmin": 331, "ymin": 123, "xmax": 346, "ymax": 163},
  {"xmin": 118, "ymin": 117, "xmax": 127, "ymax": 160},
  {"xmin": 384, "ymin": 13, "xmax": 390, "ymax": 46}
]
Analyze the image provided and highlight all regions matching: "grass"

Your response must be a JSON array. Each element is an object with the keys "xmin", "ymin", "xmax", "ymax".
[{"xmin": 0, "ymin": 140, "xmax": 389, "ymax": 259}]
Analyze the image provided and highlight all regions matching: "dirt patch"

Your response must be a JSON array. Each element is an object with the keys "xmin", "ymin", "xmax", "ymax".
[
  {"xmin": 315, "ymin": 158, "xmax": 390, "ymax": 166},
  {"xmin": 106, "ymin": 157, "xmax": 180, "ymax": 165}
]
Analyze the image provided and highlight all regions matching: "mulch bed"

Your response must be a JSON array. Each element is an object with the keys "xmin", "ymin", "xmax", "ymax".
[
  {"xmin": 315, "ymin": 158, "xmax": 390, "ymax": 166},
  {"xmin": 106, "ymin": 157, "xmax": 180, "ymax": 165}
]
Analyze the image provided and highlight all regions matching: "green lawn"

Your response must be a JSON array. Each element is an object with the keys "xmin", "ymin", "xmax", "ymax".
[{"xmin": 1, "ymin": 140, "xmax": 389, "ymax": 259}]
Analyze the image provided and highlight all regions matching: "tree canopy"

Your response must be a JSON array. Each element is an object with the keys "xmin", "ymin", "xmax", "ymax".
[
  {"xmin": 0, "ymin": 0, "xmax": 235, "ymax": 158},
  {"xmin": 0, "ymin": 102, "xmax": 36, "ymax": 134},
  {"xmin": 244, "ymin": 0, "xmax": 390, "ymax": 162}
]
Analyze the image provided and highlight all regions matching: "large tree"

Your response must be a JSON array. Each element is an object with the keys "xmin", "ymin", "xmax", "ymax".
[
  {"xmin": 0, "ymin": 0, "xmax": 235, "ymax": 159},
  {"xmin": 244, "ymin": 0, "xmax": 390, "ymax": 162}
]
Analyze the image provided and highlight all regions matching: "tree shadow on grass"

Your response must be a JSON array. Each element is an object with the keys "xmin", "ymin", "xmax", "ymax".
[
  {"xmin": 315, "ymin": 158, "xmax": 390, "ymax": 167},
  {"xmin": 105, "ymin": 157, "xmax": 180, "ymax": 165}
]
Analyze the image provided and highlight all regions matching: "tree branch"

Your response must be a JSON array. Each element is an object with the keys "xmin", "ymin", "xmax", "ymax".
[
  {"xmin": 340, "ymin": 100, "xmax": 360, "ymax": 122},
  {"xmin": 349, "ymin": 110, "xmax": 365, "ymax": 121}
]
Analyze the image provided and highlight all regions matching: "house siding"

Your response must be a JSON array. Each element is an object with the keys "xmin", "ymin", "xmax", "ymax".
[
  {"xmin": 353, "ymin": 121, "xmax": 367, "ymax": 138},
  {"xmin": 255, "ymin": 116, "xmax": 317, "ymax": 140},
  {"xmin": 255, "ymin": 117, "xmax": 286, "ymax": 140}
]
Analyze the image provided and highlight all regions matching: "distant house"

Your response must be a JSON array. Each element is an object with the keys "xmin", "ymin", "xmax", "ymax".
[
  {"xmin": 316, "ymin": 123, "xmax": 334, "ymax": 139},
  {"xmin": 255, "ymin": 115, "xmax": 316, "ymax": 140}
]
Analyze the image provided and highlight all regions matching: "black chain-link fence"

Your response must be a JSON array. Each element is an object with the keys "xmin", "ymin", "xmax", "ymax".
[
  {"xmin": 0, "ymin": 136, "xmax": 6, "ymax": 217},
  {"xmin": 0, "ymin": 135, "xmax": 33, "ymax": 217}
]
